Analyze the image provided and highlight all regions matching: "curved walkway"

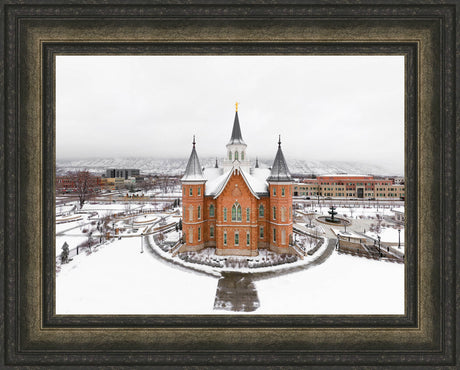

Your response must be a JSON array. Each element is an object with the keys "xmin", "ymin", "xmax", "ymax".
[
  {"xmin": 145, "ymin": 230, "xmax": 338, "ymax": 282},
  {"xmin": 251, "ymin": 238, "xmax": 337, "ymax": 281}
]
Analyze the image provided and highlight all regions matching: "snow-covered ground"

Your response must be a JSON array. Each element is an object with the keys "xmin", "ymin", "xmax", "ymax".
[
  {"xmin": 55, "ymin": 200, "xmax": 405, "ymax": 315},
  {"xmin": 56, "ymin": 235, "xmax": 404, "ymax": 315},
  {"xmin": 255, "ymin": 252, "xmax": 404, "ymax": 314},
  {"xmin": 366, "ymin": 227, "xmax": 405, "ymax": 244},
  {"xmin": 56, "ymin": 238, "xmax": 218, "ymax": 314}
]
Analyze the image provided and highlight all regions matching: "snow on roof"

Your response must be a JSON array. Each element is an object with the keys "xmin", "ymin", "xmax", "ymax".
[
  {"xmin": 249, "ymin": 168, "xmax": 271, "ymax": 194},
  {"xmin": 203, "ymin": 167, "xmax": 224, "ymax": 182},
  {"xmin": 241, "ymin": 168, "xmax": 269, "ymax": 195},
  {"xmin": 204, "ymin": 169, "xmax": 231, "ymax": 196},
  {"xmin": 203, "ymin": 165, "xmax": 270, "ymax": 198}
]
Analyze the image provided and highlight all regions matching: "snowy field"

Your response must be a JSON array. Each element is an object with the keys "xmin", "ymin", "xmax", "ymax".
[
  {"xmin": 56, "ymin": 200, "xmax": 405, "ymax": 315},
  {"xmin": 56, "ymin": 236, "xmax": 404, "ymax": 315},
  {"xmin": 255, "ymin": 252, "xmax": 404, "ymax": 314},
  {"xmin": 56, "ymin": 238, "xmax": 218, "ymax": 314}
]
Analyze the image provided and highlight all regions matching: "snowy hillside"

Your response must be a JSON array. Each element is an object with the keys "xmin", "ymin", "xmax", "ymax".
[{"xmin": 56, "ymin": 157, "xmax": 403, "ymax": 177}]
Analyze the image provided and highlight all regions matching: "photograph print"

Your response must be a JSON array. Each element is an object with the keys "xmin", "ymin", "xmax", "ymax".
[{"xmin": 55, "ymin": 55, "xmax": 405, "ymax": 315}]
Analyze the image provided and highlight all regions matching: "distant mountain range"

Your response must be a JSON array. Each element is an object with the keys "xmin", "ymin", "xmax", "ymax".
[{"xmin": 56, "ymin": 157, "xmax": 403, "ymax": 177}]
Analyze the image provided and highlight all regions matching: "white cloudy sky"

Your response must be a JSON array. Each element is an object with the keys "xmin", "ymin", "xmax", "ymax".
[{"xmin": 56, "ymin": 55, "xmax": 404, "ymax": 172}]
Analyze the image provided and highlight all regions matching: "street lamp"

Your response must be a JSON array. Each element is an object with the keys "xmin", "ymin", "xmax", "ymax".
[{"xmin": 140, "ymin": 232, "xmax": 144, "ymax": 253}]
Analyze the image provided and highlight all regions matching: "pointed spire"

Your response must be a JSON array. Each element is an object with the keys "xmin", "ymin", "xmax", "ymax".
[
  {"xmin": 267, "ymin": 137, "xmax": 292, "ymax": 182},
  {"xmin": 182, "ymin": 136, "xmax": 205, "ymax": 182},
  {"xmin": 228, "ymin": 106, "xmax": 246, "ymax": 146},
  {"xmin": 255, "ymin": 157, "xmax": 259, "ymax": 168},
  {"xmin": 215, "ymin": 158, "xmax": 218, "ymax": 168}
]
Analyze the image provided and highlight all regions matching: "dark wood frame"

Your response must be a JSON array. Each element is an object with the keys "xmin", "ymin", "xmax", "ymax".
[{"xmin": 1, "ymin": 1, "xmax": 458, "ymax": 367}]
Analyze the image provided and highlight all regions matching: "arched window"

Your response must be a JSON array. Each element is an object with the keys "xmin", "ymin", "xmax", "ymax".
[
  {"xmin": 198, "ymin": 227, "xmax": 201, "ymax": 241},
  {"xmin": 259, "ymin": 205, "xmax": 264, "ymax": 217},
  {"xmin": 281, "ymin": 229, "xmax": 286, "ymax": 245},
  {"xmin": 241, "ymin": 151, "xmax": 245, "ymax": 160},
  {"xmin": 210, "ymin": 225, "xmax": 214, "ymax": 238},
  {"xmin": 281, "ymin": 207, "xmax": 286, "ymax": 222},
  {"xmin": 228, "ymin": 151, "xmax": 232, "ymax": 160},
  {"xmin": 188, "ymin": 206, "xmax": 193, "ymax": 221},
  {"xmin": 209, "ymin": 204, "xmax": 215, "ymax": 217},
  {"xmin": 197, "ymin": 206, "xmax": 201, "ymax": 219},
  {"xmin": 223, "ymin": 208, "xmax": 227, "ymax": 222},
  {"xmin": 273, "ymin": 206, "xmax": 276, "ymax": 220},
  {"xmin": 234, "ymin": 232, "xmax": 239, "ymax": 246},
  {"xmin": 189, "ymin": 228, "xmax": 193, "ymax": 243},
  {"xmin": 235, "ymin": 151, "xmax": 239, "ymax": 161},
  {"xmin": 232, "ymin": 203, "xmax": 242, "ymax": 222}
]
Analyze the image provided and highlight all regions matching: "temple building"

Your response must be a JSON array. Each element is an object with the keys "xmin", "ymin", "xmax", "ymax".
[{"xmin": 181, "ymin": 104, "xmax": 295, "ymax": 256}]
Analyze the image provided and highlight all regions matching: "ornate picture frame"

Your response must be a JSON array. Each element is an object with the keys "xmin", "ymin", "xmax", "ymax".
[{"xmin": 1, "ymin": 1, "xmax": 457, "ymax": 367}]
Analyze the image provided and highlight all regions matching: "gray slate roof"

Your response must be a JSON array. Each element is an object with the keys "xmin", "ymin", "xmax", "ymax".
[
  {"xmin": 227, "ymin": 112, "xmax": 246, "ymax": 145},
  {"xmin": 181, "ymin": 140, "xmax": 206, "ymax": 182},
  {"xmin": 267, "ymin": 139, "xmax": 292, "ymax": 182}
]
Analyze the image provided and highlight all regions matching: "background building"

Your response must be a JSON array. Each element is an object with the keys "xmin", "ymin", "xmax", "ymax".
[
  {"xmin": 293, "ymin": 175, "xmax": 405, "ymax": 199},
  {"xmin": 105, "ymin": 168, "xmax": 140, "ymax": 179}
]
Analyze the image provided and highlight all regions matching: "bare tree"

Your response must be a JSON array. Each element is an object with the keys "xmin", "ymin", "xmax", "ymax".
[
  {"xmin": 305, "ymin": 213, "xmax": 315, "ymax": 227},
  {"xmin": 67, "ymin": 170, "xmax": 98, "ymax": 208},
  {"xmin": 375, "ymin": 214, "xmax": 383, "ymax": 236}
]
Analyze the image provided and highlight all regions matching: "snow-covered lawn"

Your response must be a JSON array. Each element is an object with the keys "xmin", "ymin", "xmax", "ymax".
[
  {"xmin": 56, "ymin": 236, "xmax": 404, "ymax": 315},
  {"xmin": 255, "ymin": 252, "xmax": 404, "ymax": 314},
  {"xmin": 56, "ymin": 238, "xmax": 218, "ymax": 314},
  {"xmin": 366, "ymin": 227, "xmax": 404, "ymax": 243}
]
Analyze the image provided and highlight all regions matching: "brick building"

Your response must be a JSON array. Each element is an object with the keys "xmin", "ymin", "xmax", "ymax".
[
  {"xmin": 293, "ymin": 175, "xmax": 405, "ymax": 199},
  {"xmin": 56, "ymin": 173, "xmax": 102, "ymax": 193},
  {"xmin": 181, "ymin": 107, "xmax": 294, "ymax": 256}
]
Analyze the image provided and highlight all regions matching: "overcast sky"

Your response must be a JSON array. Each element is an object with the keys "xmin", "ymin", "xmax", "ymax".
[{"xmin": 56, "ymin": 55, "xmax": 404, "ymax": 172}]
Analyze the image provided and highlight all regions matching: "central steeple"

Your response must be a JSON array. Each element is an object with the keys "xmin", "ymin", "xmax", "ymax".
[
  {"xmin": 224, "ymin": 103, "xmax": 250, "ymax": 171},
  {"xmin": 227, "ymin": 106, "xmax": 246, "ymax": 146}
]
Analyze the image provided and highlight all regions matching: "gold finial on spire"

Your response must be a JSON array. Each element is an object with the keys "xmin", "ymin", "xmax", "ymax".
[{"xmin": 235, "ymin": 102, "xmax": 239, "ymax": 112}]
